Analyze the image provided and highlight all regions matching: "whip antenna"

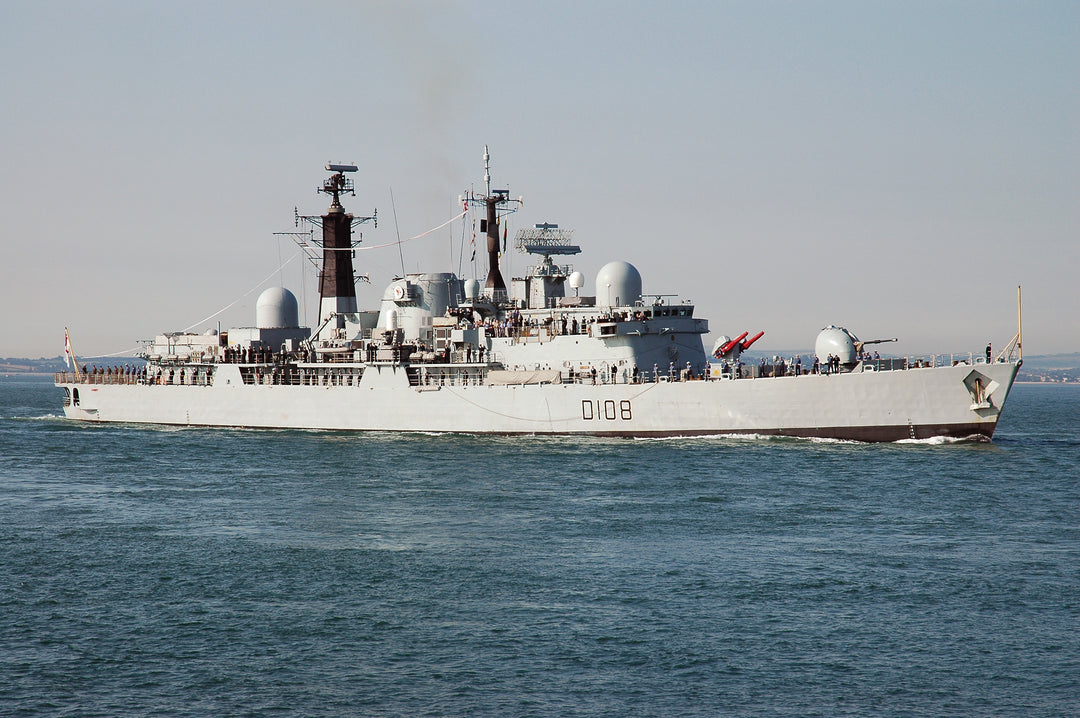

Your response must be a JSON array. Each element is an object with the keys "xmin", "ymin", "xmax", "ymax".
[{"xmin": 390, "ymin": 186, "xmax": 406, "ymax": 277}]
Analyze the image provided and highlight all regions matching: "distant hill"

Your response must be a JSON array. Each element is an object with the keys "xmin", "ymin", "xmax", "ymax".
[
  {"xmin": 1016, "ymin": 353, "xmax": 1080, "ymax": 370},
  {"xmin": 1015, "ymin": 353, "xmax": 1080, "ymax": 383},
  {"xmin": 0, "ymin": 355, "xmax": 144, "ymax": 375},
  {"xmin": 0, "ymin": 356, "xmax": 67, "ymax": 374}
]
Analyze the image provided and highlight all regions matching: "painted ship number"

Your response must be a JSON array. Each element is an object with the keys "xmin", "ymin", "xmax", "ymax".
[{"xmin": 581, "ymin": 400, "xmax": 633, "ymax": 421}]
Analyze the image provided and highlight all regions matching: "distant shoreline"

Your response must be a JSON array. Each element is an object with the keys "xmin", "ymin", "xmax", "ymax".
[{"xmin": 1015, "ymin": 380, "xmax": 1080, "ymax": 385}]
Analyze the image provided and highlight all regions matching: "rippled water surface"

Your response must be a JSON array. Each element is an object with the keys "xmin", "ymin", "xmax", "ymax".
[{"xmin": 2, "ymin": 377, "xmax": 1078, "ymax": 716}]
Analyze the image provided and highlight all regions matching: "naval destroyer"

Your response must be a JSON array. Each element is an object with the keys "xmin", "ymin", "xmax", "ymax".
[{"xmin": 55, "ymin": 153, "xmax": 1022, "ymax": 441}]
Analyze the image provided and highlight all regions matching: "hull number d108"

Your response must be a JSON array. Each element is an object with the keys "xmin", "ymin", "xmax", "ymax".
[{"xmin": 582, "ymin": 400, "xmax": 632, "ymax": 421}]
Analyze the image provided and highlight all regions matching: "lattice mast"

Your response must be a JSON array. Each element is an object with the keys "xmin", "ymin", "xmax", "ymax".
[{"xmin": 284, "ymin": 164, "xmax": 377, "ymax": 330}]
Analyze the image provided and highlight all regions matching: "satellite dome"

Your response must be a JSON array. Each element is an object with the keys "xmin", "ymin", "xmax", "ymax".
[
  {"xmin": 256, "ymin": 287, "xmax": 300, "ymax": 329},
  {"xmin": 594, "ymin": 261, "xmax": 642, "ymax": 309},
  {"xmin": 568, "ymin": 271, "xmax": 585, "ymax": 290},
  {"xmin": 464, "ymin": 278, "xmax": 481, "ymax": 301},
  {"xmin": 815, "ymin": 325, "xmax": 858, "ymax": 365}
]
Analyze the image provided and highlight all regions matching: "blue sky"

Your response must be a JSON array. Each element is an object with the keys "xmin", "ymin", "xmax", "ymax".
[{"xmin": 2, "ymin": 1, "xmax": 1076, "ymax": 358}]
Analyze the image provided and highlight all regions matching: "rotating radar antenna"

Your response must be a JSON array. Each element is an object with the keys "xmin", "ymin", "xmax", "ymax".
[
  {"xmin": 275, "ymin": 163, "xmax": 377, "ymax": 286},
  {"xmin": 515, "ymin": 222, "xmax": 580, "ymax": 258}
]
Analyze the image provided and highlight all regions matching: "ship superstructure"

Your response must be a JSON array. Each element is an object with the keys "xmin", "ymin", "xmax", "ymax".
[{"xmin": 55, "ymin": 155, "xmax": 1022, "ymax": 441}]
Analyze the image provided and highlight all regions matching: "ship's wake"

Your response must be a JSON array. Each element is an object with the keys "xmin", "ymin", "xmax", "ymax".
[
  {"xmin": 634, "ymin": 432, "xmax": 993, "ymax": 446},
  {"xmin": 894, "ymin": 434, "xmax": 991, "ymax": 445}
]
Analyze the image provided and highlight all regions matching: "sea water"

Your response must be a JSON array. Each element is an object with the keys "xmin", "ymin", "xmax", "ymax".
[{"xmin": 1, "ymin": 376, "xmax": 1077, "ymax": 717}]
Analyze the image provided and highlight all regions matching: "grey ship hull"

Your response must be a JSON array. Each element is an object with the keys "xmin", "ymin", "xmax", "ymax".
[{"xmin": 57, "ymin": 359, "xmax": 1019, "ymax": 441}]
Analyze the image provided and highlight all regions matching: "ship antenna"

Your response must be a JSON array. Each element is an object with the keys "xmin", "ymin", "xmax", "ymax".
[
  {"xmin": 484, "ymin": 145, "xmax": 491, "ymax": 197},
  {"xmin": 390, "ymin": 186, "xmax": 406, "ymax": 277},
  {"xmin": 320, "ymin": 163, "xmax": 357, "ymax": 208}
]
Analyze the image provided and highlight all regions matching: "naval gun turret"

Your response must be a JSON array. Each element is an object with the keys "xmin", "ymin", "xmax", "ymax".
[{"xmin": 814, "ymin": 326, "xmax": 897, "ymax": 369}]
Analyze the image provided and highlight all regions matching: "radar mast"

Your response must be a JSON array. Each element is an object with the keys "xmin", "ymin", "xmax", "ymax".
[
  {"xmin": 462, "ymin": 146, "xmax": 522, "ymax": 304},
  {"xmin": 278, "ymin": 164, "xmax": 377, "ymax": 334}
]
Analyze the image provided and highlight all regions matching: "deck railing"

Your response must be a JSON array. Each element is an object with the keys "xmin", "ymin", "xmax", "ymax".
[
  {"xmin": 54, "ymin": 372, "xmax": 142, "ymax": 385},
  {"xmin": 54, "ymin": 352, "xmax": 1008, "ymax": 390}
]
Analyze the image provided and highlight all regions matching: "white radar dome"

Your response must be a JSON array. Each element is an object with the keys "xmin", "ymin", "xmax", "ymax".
[
  {"xmin": 568, "ymin": 271, "xmax": 585, "ymax": 290},
  {"xmin": 464, "ymin": 278, "xmax": 481, "ymax": 301},
  {"xmin": 814, "ymin": 325, "xmax": 858, "ymax": 365},
  {"xmin": 594, "ymin": 261, "xmax": 642, "ymax": 309},
  {"xmin": 256, "ymin": 287, "xmax": 300, "ymax": 329}
]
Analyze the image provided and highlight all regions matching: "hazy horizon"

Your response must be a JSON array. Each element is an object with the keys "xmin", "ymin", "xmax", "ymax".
[{"xmin": 2, "ymin": 1, "xmax": 1076, "ymax": 358}]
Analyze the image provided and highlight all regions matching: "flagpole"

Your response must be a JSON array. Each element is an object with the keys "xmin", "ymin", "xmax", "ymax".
[
  {"xmin": 65, "ymin": 327, "xmax": 83, "ymax": 380},
  {"xmin": 1017, "ymin": 285, "xmax": 1023, "ymax": 361}
]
